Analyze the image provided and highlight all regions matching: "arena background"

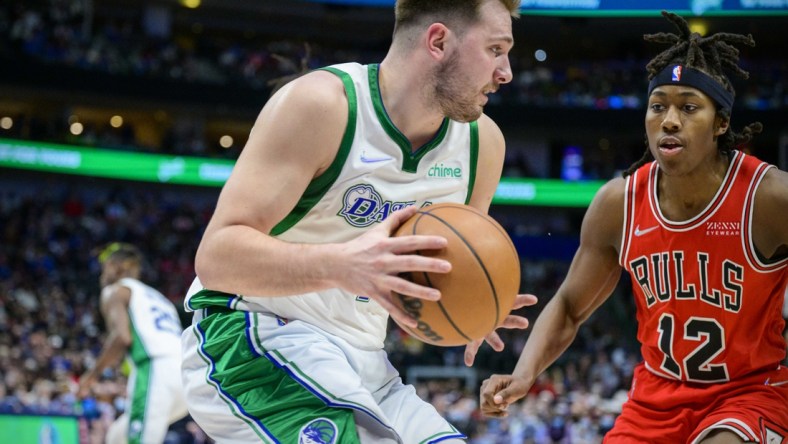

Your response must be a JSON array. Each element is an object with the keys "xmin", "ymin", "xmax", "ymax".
[{"xmin": 1, "ymin": 0, "xmax": 786, "ymax": 442}]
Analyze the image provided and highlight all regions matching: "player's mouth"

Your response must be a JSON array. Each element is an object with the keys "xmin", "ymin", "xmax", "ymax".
[
  {"xmin": 481, "ymin": 87, "xmax": 497, "ymax": 105},
  {"xmin": 658, "ymin": 136, "xmax": 685, "ymax": 156}
]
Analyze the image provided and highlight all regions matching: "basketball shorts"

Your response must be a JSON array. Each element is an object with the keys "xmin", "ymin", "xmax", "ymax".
[
  {"xmin": 181, "ymin": 308, "xmax": 466, "ymax": 443},
  {"xmin": 107, "ymin": 355, "xmax": 189, "ymax": 444},
  {"xmin": 604, "ymin": 363, "xmax": 788, "ymax": 443}
]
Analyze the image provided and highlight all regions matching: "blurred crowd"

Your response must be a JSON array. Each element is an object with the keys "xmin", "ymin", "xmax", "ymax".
[{"xmin": 4, "ymin": 1, "xmax": 786, "ymax": 110}]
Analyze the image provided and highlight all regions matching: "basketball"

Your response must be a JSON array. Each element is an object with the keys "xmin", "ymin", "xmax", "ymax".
[{"xmin": 391, "ymin": 203, "xmax": 521, "ymax": 346}]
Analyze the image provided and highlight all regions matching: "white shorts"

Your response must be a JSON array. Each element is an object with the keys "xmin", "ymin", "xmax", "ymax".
[
  {"xmin": 181, "ymin": 308, "xmax": 465, "ymax": 443},
  {"xmin": 108, "ymin": 355, "xmax": 189, "ymax": 444}
]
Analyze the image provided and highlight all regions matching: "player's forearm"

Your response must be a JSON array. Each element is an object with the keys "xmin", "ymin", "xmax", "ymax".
[
  {"xmin": 195, "ymin": 224, "xmax": 341, "ymax": 296},
  {"xmin": 510, "ymin": 295, "xmax": 583, "ymax": 384},
  {"xmin": 89, "ymin": 334, "xmax": 130, "ymax": 379}
]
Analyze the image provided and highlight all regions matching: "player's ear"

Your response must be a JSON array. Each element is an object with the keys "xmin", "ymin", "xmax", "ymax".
[
  {"xmin": 425, "ymin": 23, "xmax": 450, "ymax": 58},
  {"xmin": 714, "ymin": 116, "xmax": 729, "ymax": 137}
]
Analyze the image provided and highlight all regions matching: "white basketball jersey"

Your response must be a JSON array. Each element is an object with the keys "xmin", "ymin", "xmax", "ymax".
[
  {"xmin": 121, "ymin": 277, "xmax": 183, "ymax": 362},
  {"xmin": 186, "ymin": 62, "xmax": 479, "ymax": 349}
]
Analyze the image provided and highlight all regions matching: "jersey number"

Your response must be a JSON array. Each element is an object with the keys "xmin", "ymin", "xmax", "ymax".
[
  {"xmin": 657, "ymin": 314, "xmax": 729, "ymax": 383},
  {"xmin": 151, "ymin": 306, "xmax": 182, "ymax": 336}
]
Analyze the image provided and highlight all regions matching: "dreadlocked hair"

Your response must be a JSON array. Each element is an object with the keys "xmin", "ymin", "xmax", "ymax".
[{"xmin": 623, "ymin": 10, "xmax": 762, "ymax": 177}]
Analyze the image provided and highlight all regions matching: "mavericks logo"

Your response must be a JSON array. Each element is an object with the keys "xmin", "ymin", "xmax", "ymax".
[
  {"xmin": 339, "ymin": 184, "xmax": 416, "ymax": 227},
  {"xmin": 299, "ymin": 418, "xmax": 338, "ymax": 444}
]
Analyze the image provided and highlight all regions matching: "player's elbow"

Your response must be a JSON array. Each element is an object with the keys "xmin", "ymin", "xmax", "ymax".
[
  {"xmin": 111, "ymin": 331, "xmax": 132, "ymax": 349},
  {"xmin": 194, "ymin": 240, "xmax": 220, "ymax": 290}
]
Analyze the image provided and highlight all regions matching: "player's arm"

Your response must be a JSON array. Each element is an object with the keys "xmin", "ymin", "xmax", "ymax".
[
  {"xmin": 752, "ymin": 168, "xmax": 788, "ymax": 260},
  {"xmin": 77, "ymin": 285, "xmax": 132, "ymax": 398},
  {"xmin": 479, "ymin": 177, "xmax": 626, "ymax": 416},
  {"xmin": 467, "ymin": 114, "xmax": 505, "ymax": 214},
  {"xmin": 463, "ymin": 115, "xmax": 537, "ymax": 363},
  {"xmin": 194, "ymin": 71, "xmax": 449, "ymax": 327}
]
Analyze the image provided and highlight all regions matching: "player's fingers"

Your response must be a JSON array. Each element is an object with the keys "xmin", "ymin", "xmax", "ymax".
[
  {"xmin": 484, "ymin": 331, "xmax": 505, "ymax": 352},
  {"xmin": 388, "ymin": 234, "xmax": 448, "ymax": 253},
  {"xmin": 494, "ymin": 387, "xmax": 521, "ymax": 406},
  {"xmin": 498, "ymin": 314, "xmax": 529, "ymax": 330},
  {"xmin": 375, "ymin": 294, "xmax": 418, "ymax": 328},
  {"xmin": 464, "ymin": 339, "xmax": 483, "ymax": 366},
  {"xmin": 511, "ymin": 293, "xmax": 538, "ymax": 309},
  {"xmin": 480, "ymin": 406, "xmax": 509, "ymax": 418},
  {"xmin": 385, "ymin": 275, "xmax": 441, "ymax": 301},
  {"xmin": 388, "ymin": 253, "xmax": 451, "ymax": 274},
  {"xmin": 380, "ymin": 206, "xmax": 419, "ymax": 233}
]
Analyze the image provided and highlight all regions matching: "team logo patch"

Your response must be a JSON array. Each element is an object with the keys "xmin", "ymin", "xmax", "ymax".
[
  {"xmin": 672, "ymin": 65, "xmax": 683, "ymax": 81},
  {"xmin": 338, "ymin": 184, "xmax": 415, "ymax": 228},
  {"xmin": 298, "ymin": 418, "xmax": 338, "ymax": 444}
]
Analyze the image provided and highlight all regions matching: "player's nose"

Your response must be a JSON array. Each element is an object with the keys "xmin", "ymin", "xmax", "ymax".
[{"xmin": 495, "ymin": 56, "xmax": 513, "ymax": 85}]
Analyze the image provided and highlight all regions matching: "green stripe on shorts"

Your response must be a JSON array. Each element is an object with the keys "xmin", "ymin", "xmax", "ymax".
[
  {"xmin": 188, "ymin": 289, "xmax": 241, "ymax": 311},
  {"xmin": 127, "ymin": 356, "xmax": 151, "ymax": 444},
  {"xmin": 196, "ymin": 310, "xmax": 361, "ymax": 443}
]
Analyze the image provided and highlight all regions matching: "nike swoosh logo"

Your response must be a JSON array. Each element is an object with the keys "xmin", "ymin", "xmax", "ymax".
[
  {"xmin": 360, "ymin": 152, "xmax": 393, "ymax": 163},
  {"xmin": 634, "ymin": 225, "xmax": 659, "ymax": 237}
]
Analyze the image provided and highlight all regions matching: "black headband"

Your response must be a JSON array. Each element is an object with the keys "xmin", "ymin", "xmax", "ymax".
[{"xmin": 648, "ymin": 65, "xmax": 734, "ymax": 112}]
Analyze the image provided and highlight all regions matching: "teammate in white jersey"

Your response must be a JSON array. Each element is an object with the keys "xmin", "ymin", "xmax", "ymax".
[
  {"xmin": 79, "ymin": 243, "xmax": 188, "ymax": 444},
  {"xmin": 181, "ymin": 1, "xmax": 537, "ymax": 442}
]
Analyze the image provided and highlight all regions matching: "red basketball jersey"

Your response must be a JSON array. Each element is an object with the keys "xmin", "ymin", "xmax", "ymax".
[{"xmin": 620, "ymin": 151, "xmax": 787, "ymax": 383}]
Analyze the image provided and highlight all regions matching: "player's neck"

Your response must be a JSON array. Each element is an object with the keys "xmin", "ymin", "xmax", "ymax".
[
  {"xmin": 657, "ymin": 152, "xmax": 731, "ymax": 220},
  {"xmin": 378, "ymin": 58, "xmax": 448, "ymax": 152}
]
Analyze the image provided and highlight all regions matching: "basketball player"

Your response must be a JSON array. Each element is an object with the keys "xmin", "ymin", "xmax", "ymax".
[
  {"xmin": 480, "ymin": 11, "xmax": 788, "ymax": 443},
  {"xmin": 180, "ymin": 1, "xmax": 537, "ymax": 442},
  {"xmin": 78, "ymin": 243, "xmax": 188, "ymax": 444}
]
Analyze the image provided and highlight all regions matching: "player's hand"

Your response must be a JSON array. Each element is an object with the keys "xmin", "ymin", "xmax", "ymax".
[
  {"xmin": 463, "ymin": 293, "xmax": 538, "ymax": 366},
  {"xmin": 334, "ymin": 206, "xmax": 451, "ymax": 329},
  {"xmin": 76, "ymin": 374, "xmax": 95, "ymax": 399},
  {"xmin": 479, "ymin": 374, "xmax": 531, "ymax": 417}
]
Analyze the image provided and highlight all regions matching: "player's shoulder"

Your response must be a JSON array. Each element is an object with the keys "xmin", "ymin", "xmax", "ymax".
[
  {"xmin": 757, "ymin": 165, "xmax": 788, "ymax": 200},
  {"xmin": 581, "ymin": 177, "xmax": 626, "ymax": 241},
  {"xmin": 271, "ymin": 68, "xmax": 349, "ymax": 110},
  {"xmin": 476, "ymin": 113, "xmax": 505, "ymax": 148},
  {"xmin": 593, "ymin": 176, "xmax": 627, "ymax": 209},
  {"xmin": 753, "ymin": 168, "xmax": 788, "ymax": 226},
  {"xmin": 476, "ymin": 113, "xmax": 502, "ymax": 135},
  {"xmin": 100, "ymin": 281, "xmax": 132, "ymax": 306}
]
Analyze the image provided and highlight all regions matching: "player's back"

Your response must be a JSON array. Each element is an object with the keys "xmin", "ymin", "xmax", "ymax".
[{"xmin": 120, "ymin": 277, "xmax": 183, "ymax": 363}]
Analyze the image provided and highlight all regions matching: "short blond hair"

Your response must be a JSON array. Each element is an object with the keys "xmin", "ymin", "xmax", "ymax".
[{"xmin": 393, "ymin": 0, "xmax": 520, "ymax": 37}]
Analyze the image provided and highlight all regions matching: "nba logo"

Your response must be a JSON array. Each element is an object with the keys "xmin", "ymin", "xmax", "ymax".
[{"xmin": 672, "ymin": 65, "xmax": 682, "ymax": 81}]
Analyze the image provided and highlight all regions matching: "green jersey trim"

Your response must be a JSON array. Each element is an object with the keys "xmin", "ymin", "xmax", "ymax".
[
  {"xmin": 367, "ymin": 64, "xmax": 450, "ymax": 174},
  {"xmin": 186, "ymin": 288, "xmax": 239, "ymax": 312},
  {"xmin": 269, "ymin": 67, "xmax": 358, "ymax": 236},
  {"xmin": 128, "ymin": 309, "xmax": 151, "ymax": 364},
  {"xmin": 127, "ymin": 357, "xmax": 152, "ymax": 444},
  {"xmin": 465, "ymin": 120, "xmax": 479, "ymax": 205}
]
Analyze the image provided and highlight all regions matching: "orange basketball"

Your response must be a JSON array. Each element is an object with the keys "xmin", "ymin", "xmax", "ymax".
[{"xmin": 391, "ymin": 203, "xmax": 520, "ymax": 346}]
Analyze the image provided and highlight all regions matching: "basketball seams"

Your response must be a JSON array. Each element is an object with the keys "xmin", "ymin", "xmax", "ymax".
[
  {"xmin": 411, "ymin": 214, "xmax": 474, "ymax": 343},
  {"xmin": 423, "ymin": 205, "xmax": 519, "ymax": 264},
  {"xmin": 418, "ymin": 210, "xmax": 501, "ymax": 331},
  {"xmin": 392, "ymin": 204, "xmax": 519, "ymax": 346}
]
